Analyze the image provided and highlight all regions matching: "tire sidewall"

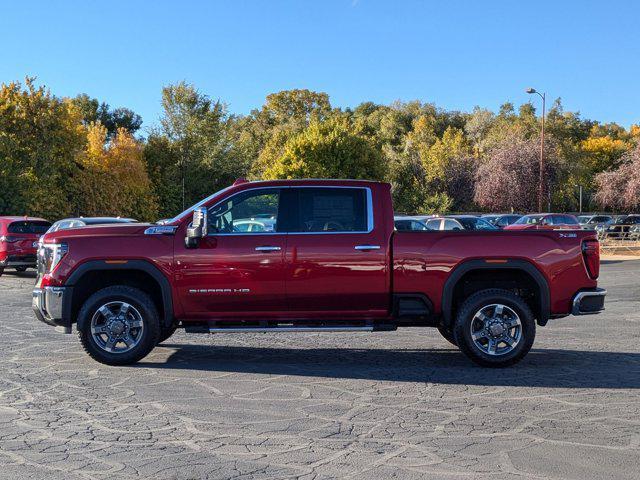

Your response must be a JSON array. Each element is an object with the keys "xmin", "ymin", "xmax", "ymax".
[
  {"xmin": 454, "ymin": 290, "xmax": 535, "ymax": 367},
  {"xmin": 78, "ymin": 286, "xmax": 160, "ymax": 365}
]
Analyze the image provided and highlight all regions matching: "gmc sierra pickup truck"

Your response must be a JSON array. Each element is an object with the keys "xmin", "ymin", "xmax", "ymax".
[{"xmin": 32, "ymin": 179, "xmax": 606, "ymax": 367}]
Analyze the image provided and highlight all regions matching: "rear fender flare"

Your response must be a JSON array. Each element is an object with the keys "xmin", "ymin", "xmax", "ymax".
[{"xmin": 441, "ymin": 259, "xmax": 550, "ymax": 326}]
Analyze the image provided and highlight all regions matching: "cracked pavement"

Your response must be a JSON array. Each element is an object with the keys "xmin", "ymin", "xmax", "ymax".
[{"xmin": 0, "ymin": 260, "xmax": 639, "ymax": 479}]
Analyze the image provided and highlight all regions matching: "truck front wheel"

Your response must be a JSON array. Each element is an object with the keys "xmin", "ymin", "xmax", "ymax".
[
  {"xmin": 77, "ymin": 286, "xmax": 160, "ymax": 365},
  {"xmin": 453, "ymin": 289, "xmax": 535, "ymax": 368}
]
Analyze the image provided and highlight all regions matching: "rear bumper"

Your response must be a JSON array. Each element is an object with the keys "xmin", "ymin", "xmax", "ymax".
[
  {"xmin": 572, "ymin": 288, "xmax": 606, "ymax": 316},
  {"xmin": 32, "ymin": 286, "xmax": 73, "ymax": 333},
  {"xmin": 0, "ymin": 254, "xmax": 37, "ymax": 267}
]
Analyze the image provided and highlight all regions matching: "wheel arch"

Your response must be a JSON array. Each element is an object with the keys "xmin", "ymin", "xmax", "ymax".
[
  {"xmin": 442, "ymin": 259, "xmax": 550, "ymax": 327},
  {"xmin": 66, "ymin": 260, "xmax": 174, "ymax": 328}
]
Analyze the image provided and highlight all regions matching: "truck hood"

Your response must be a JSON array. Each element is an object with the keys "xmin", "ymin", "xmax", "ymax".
[{"xmin": 42, "ymin": 223, "xmax": 157, "ymax": 242}]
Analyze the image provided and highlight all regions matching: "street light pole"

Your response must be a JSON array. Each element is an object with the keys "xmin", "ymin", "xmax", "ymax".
[{"xmin": 526, "ymin": 88, "xmax": 546, "ymax": 212}]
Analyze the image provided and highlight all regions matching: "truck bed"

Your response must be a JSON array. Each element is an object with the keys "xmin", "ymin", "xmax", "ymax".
[{"xmin": 392, "ymin": 229, "xmax": 598, "ymax": 317}]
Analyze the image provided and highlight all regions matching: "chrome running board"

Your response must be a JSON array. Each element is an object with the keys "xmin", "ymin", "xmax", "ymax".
[{"xmin": 206, "ymin": 325, "xmax": 374, "ymax": 333}]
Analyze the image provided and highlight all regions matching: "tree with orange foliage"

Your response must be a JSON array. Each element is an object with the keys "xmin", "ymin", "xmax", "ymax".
[{"xmin": 76, "ymin": 123, "xmax": 158, "ymax": 220}]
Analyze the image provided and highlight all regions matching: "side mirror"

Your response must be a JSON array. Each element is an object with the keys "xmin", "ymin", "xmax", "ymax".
[{"xmin": 185, "ymin": 207, "xmax": 208, "ymax": 248}]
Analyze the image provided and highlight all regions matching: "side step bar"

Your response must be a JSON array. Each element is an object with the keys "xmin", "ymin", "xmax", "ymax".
[
  {"xmin": 184, "ymin": 324, "xmax": 397, "ymax": 334},
  {"xmin": 207, "ymin": 326, "xmax": 374, "ymax": 333}
]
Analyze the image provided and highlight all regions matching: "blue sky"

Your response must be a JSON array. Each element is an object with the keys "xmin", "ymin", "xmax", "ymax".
[{"xmin": 1, "ymin": 0, "xmax": 638, "ymax": 130}]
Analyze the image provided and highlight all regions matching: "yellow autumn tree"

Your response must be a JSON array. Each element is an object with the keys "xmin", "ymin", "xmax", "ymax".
[
  {"xmin": 77, "ymin": 123, "xmax": 158, "ymax": 220},
  {"xmin": 580, "ymin": 135, "xmax": 629, "ymax": 173}
]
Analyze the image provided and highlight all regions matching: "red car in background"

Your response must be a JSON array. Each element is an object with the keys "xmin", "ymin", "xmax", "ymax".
[
  {"xmin": 0, "ymin": 217, "xmax": 52, "ymax": 276},
  {"xmin": 504, "ymin": 213, "xmax": 580, "ymax": 230}
]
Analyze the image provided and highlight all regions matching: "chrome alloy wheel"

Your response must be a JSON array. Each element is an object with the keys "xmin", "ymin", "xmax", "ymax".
[
  {"xmin": 90, "ymin": 301, "xmax": 144, "ymax": 353},
  {"xmin": 470, "ymin": 303, "xmax": 522, "ymax": 356}
]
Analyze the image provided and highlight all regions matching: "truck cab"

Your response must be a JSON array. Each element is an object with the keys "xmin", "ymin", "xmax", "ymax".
[{"xmin": 32, "ymin": 179, "xmax": 605, "ymax": 367}]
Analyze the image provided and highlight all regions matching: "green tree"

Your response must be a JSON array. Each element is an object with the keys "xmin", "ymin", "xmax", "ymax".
[
  {"xmin": 246, "ymin": 89, "xmax": 333, "ymax": 178},
  {"xmin": 0, "ymin": 78, "xmax": 85, "ymax": 218},
  {"xmin": 262, "ymin": 118, "xmax": 385, "ymax": 181},
  {"xmin": 148, "ymin": 81, "xmax": 242, "ymax": 215},
  {"xmin": 71, "ymin": 93, "xmax": 142, "ymax": 139}
]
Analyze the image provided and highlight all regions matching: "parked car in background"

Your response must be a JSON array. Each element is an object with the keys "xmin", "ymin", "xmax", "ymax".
[
  {"xmin": 577, "ymin": 214, "xmax": 613, "ymax": 231},
  {"xmin": 32, "ymin": 178, "xmax": 605, "ymax": 368},
  {"xmin": 504, "ymin": 214, "xmax": 579, "ymax": 230},
  {"xmin": 47, "ymin": 217, "xmax": 138, "ymax": 233},
  {"xmin": 605, "ymin": 214, "xmax": 640, "ymax": 239},
  {"xmin": 232, "ymin": 218, "xmax": 276, "ymax": 232},
  {"xmin": 394, "ymin": 216, "xmax": 432, "ymax": 231},
  {"xmin": 425, "ymin": 215, "xmax": 498, "ymax": 231},
  {"xmin": 482, "ymin": 214, "xmax": 522, "ymax": 229},
  {"xmin": 0, "ymin": 217, "xmax": 51, "ymax": 276}
]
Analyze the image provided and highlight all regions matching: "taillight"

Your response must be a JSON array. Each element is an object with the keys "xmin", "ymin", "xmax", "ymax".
[{"xmin": 582, "ymin": 239, "xmax": 600, "ymax": 279}]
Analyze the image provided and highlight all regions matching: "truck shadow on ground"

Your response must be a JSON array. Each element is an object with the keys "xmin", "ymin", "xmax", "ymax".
[{"xmin": 143, "ymin": 344, "xmax": 640, "ymax": 389}]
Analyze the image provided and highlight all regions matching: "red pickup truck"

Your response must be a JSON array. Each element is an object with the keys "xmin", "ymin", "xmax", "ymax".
[{"xmin": 32, "ymin": 179, "xmax": 605, "ymax": 367}]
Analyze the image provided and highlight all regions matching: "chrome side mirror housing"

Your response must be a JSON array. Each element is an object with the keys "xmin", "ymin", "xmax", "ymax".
[{"xmin": 185, "ymin": 207, "xmax": 208, "ymax": 248}]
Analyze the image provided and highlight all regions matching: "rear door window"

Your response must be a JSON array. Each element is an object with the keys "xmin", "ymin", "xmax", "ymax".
[{"xmin": 289, "ymin": 188, "xmax": 368, "ymax": 233}]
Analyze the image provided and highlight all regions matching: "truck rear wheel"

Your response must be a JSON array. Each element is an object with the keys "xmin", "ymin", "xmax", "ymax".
[
  {"xmin": 77, "ymin": 286, "xmax": 160, "ymax": 365},
  {"xmin": 453, "ymin": 289, "xmax": 535, "ymax": 368}
]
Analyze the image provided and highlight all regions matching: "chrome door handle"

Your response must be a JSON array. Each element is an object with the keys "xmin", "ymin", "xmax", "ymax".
[
  {"xmin": 354, "ymin": 245, "xmax": 381, "ymax": 251},
  {"xmin": 255, "ymin": 246, "xmax": 281, "ymax": 252}
]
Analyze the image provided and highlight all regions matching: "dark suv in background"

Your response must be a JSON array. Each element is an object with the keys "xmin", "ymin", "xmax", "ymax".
[
  {"xmin": 605, "ymin": 214, "xmax": 640, "ymax": 239},
  {"xmin": 482, "ymin": 214, "xmax": 522, "ymax": 229}
]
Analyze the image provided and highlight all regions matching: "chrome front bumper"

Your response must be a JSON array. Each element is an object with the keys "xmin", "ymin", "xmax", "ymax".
[
  {"xmin": 33, "ymin": 286, "xmax": 72, "ymax": 333},
  {"xmin": 572, "ymin": 288, "xmax": 606, "ymax": 316}
]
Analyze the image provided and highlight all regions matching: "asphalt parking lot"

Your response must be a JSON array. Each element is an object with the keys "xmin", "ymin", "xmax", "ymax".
[{"xmin": 0, "ymin": 262, "xmax": 639, "ymax": 480}]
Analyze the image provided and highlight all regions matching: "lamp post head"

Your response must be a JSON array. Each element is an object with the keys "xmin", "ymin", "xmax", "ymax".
[{"xmin": 525, "ymin": 87, "xmax": 537, "ymax": 94}]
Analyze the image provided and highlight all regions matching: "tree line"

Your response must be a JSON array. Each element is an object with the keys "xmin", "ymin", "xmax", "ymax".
[{"xmin": 1, "ymin": 78, "xmax": 638, "ymax": 222}]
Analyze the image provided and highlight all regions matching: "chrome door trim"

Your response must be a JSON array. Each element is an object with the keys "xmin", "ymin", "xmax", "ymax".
[
  {"xmin": 354, "ymin": 245, "xmax": 381, "ymax": 250},
  {"xmin": 255, "ymin": 246, "xmax": 282, "ymax": 252}
]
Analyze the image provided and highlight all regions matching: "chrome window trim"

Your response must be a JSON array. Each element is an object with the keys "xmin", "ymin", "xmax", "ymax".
[{"xmin": 207, "ymin": 185, "xmax": 374, "ymax": 236}]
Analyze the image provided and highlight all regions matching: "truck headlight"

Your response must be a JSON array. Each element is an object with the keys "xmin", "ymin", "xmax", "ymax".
[{"xmin": 39, "ymin": 243, "xmax": 68, "ymax": 274}]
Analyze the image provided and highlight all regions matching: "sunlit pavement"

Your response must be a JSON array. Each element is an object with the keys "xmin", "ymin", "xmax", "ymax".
[{"xmin": 0, "ymin": 261, "xmax": 638, "ymax": 479}]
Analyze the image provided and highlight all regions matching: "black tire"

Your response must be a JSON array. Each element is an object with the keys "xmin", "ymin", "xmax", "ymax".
[
  {"xmin": 0, "ymin": 267, "xmax": 4, "ymax": 277},
  {"xmin": 15, "ymin": 266, "xmax": 28, "ymax": 272},
  {"xmin": 158, "ymin": 323, "xmax": 178, "ymax": 344},
  {"xmin": 453, "ymin": 288, "xmax": 535, "ymax": 368},
  {"xmin": 77, "ymin": 286, "xmax": 160, "ymax": 365},
  {"xmin": 437, "ymin": 325, "xmax": 458, "ymax": 346}
]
